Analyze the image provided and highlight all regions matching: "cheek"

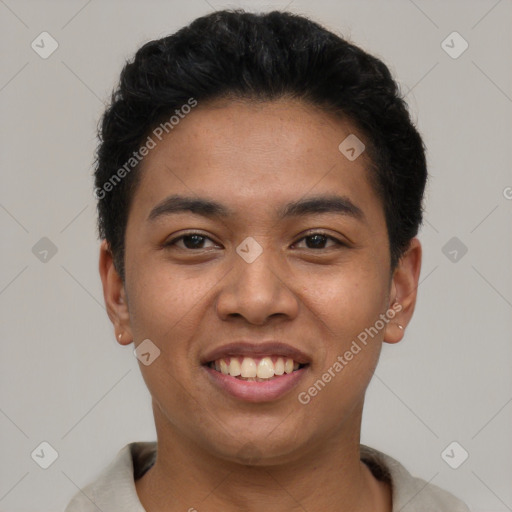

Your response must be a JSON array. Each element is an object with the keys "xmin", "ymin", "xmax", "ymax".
[
  {"xmin": 296, "ymin": 276, "xmax": 386, "ymax": 425},
  {"xmin": 125, "ymin": 262, "xmax": 223, "ymax": 398},
  {"xmin": 126, "ymin": 259, "xmax": 215, "ymax": 339},
  {"xmin": 296, "ymin": 263, "xmax": 389, "ymax": 409},
  {"xmin": 125, "ymin": 267, "xmax": 209, "ymax": 408},
  {"xmin": 299, "ymin": 263, "xmax": 388, "ymax": 336}
]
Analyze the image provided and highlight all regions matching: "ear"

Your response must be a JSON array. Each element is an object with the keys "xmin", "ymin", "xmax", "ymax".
[
  {"xmin": 383, "ymin": 237, "xmax": 422, "ymax": 344},
  {"xmin": 98, "ymin": 239, "xmax": 133, "ymax": 345}
]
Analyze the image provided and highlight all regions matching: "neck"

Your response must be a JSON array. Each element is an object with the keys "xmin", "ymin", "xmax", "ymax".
[{"xmin": 135, "ymin": 402, "xmax": 391, "ymax": 512}]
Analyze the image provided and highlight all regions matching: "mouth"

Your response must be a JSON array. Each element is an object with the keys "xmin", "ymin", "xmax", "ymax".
[
  {"xmin": 206, "ymin": 356, "xmax": 308, "ymax": 381},
  {"xmin": 201, "ymin": 342, "xmax": 311, "ymax": 402}
]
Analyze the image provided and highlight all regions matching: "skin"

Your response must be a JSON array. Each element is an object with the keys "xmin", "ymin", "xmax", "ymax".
[{"xmin": 99, "ymin": 97, "xmax": 422, "ymax": 512}]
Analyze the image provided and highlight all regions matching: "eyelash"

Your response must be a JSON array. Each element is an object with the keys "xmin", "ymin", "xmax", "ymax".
[{"xmin": 164, "ymin": 231, "xmax": 346, "ymax": 251}]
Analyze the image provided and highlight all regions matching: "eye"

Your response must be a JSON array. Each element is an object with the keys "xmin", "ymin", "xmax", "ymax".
[
  {"xmin": 164, "ymin": 232, "xmax": 219, "ymax": 250},
  {"xmin": 164, "ymin": 231, "xmax": 345, "ymax": 251},
  {"xmin": 293, "ymin": 232, "xmax": 345, "ymax": 250}
]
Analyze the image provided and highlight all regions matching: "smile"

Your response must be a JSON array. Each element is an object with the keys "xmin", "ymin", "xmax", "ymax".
[
  {"xmin": 201, "ymin": 341, "xmax": 311, "ymax": 402},
  {"xmin": 207, "ymin": 356, "xmax": 306, "ymax": 381}
]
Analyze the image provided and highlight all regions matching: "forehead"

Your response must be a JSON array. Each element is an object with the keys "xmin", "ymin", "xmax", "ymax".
[{"xmin": 130, "ymin": 98, "xmax": 384, "ymax": 232}]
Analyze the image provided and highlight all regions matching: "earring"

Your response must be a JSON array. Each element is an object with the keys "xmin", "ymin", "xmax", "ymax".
[
  {"xmin": 117, "ymin": 333, "xmax": 123, "ymax": 341},
  {"xmin": 398, "ymin": 324, "xmax": 404, "ymax": 330}
]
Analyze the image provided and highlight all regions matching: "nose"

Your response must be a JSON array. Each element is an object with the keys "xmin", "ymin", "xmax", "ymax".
[{"xmin": 215, "ymin": 243, "xmax": 299, "ymax": 326}]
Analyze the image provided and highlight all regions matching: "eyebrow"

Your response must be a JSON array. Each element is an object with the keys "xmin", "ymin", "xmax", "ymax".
[{"xmin": 147, "ymin": 194, "xmax": 366, "ymax": 223}]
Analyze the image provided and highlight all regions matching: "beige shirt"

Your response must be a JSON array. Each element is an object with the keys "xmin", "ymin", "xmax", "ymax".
[{"xmin": 65, "ymin": 442, "xmax": 470, "ymax": 511}]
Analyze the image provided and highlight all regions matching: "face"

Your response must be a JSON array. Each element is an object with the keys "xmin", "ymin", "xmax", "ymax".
[{"xmin": 100, "ymin": 97, "xmax": 421, "ymax": 465}]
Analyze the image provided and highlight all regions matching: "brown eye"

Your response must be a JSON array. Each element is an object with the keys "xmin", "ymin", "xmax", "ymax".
[
  {"xmin": 165, "ymin": 232, "xmax": 217, "ymax": 250},
  {"xmin": 294, "ymin": 232, "xmax": 344, "ymax": 250}
]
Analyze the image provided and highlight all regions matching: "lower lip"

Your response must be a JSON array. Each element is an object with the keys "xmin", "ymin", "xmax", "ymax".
[{"xmin": 203, "ymin": 365, "xmax": 308, "ymax": 403}]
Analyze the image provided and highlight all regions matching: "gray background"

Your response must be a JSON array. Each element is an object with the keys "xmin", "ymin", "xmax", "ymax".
[{"xmin": 1, "ymin": 0, "xmax": 511, "ymax": 510}]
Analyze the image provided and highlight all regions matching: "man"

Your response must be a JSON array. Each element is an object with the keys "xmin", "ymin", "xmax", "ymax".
[{"xmin": 66, "ymin": 9, "xmax": 470, "ymax": 511}]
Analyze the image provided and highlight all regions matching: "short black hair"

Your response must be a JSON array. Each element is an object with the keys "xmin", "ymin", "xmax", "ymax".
[{"xmin": 94, "ymin": 9, "xmax": 427, "ymax": 283}]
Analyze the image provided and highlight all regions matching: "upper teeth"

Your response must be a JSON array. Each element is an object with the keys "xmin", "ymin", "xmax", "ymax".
[{"xmin": 212, "ymin": 356, "xmax": 300, "ymax": 379}]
